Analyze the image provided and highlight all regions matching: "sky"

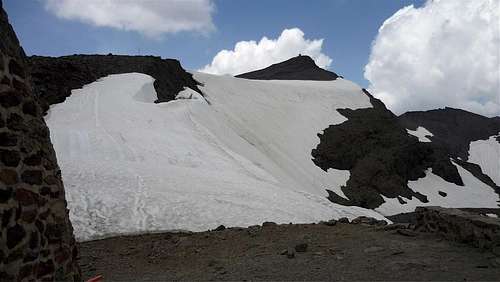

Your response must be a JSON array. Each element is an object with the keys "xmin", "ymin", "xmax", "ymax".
[
  {"xmin": 4, "ymin": 0, "xmax": 424, "ymax": 86},
  {"xmin": 3, "ymin": 0, "xmax": 499, "ymax": 117}
]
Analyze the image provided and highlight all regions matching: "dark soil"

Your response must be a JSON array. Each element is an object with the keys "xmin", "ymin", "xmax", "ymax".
[
  {"xmin": 236, "ymin": 55, "xmax": 338, "ymax": 81},
  {"xmin": 79, "ymin": 222, "xmax": 500, "ymax": 281}
]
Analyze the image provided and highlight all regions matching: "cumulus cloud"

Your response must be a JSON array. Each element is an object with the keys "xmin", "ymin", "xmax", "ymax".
[
  {"xmin": 200, "ymin": 28, "xmax": 332, "ymax": 75},
  {"xmin": 43, "ymin": 0, "xmax": 215, "ymax": 37},
  {"xmin": 365, "ymin": 0, "xmax": 500, "ymax": 117}
]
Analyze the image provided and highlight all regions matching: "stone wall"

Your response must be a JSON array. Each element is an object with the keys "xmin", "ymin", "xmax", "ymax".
[
  {"xmin": 0, "ymin": 2, "xmax": 80, "ymax": 281},
  {"xmin": 415, "ymin": 206, "xmax": 500, "ymax": 252}
]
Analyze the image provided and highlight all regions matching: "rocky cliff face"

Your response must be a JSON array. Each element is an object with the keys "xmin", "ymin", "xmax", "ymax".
[
  {"xmin": 29, "ymin": 54, "xmax": 202, "ymax": 112},
  {"xmin": 0, "ymin": 2, "xmax": 80, "ymax": 280},
  {"xmin": 236, "ymin": 55, "xmax": 339, "ymax": 81}
]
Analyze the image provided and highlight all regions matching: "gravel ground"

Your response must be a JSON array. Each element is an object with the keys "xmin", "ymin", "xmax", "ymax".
[{"xmin": 79, "ymin": 221, "xmax": 500, "ymax": 281}]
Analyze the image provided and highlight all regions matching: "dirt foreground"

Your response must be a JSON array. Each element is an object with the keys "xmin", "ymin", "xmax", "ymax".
[{"xmin": 79, "ymin": 221, "xmax": 500, "ymax": 281}]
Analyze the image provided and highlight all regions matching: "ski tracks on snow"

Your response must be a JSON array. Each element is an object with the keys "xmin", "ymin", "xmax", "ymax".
[{"xmin": 92, "ymin": 84, "xmax": 151, "ymax": 231}]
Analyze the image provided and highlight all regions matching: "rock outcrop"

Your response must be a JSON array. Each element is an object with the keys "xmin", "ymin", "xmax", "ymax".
[
  {"xmin": 400, "ymin": 107, "xmax": 500, "ymax": 160},
  {"xmin": 28, "ymin": 54, "xmax": 202, "ymax": 113},
  {"xmin": 0, "ymin": 2, "xmax": 80, "ymax": 280},
  {"xmin": 401, "ymin": 108, "xmax": 500, "ymax": 194},
  {"xmin": 312, "ymin": 89, "xmax": 462, "ymax": 209},
  {"xmin": 236, "ymin": 55, "xmax": 338, "ymax": 81}
]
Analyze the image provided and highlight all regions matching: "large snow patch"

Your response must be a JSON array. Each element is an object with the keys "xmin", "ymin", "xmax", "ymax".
[{"xmin": 46, "ymin": 73, "xmax": 385, "ymax": 241}]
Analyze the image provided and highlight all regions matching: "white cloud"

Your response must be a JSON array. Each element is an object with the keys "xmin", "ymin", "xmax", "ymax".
[
  {"xmin": 43, "ymin": 0, "xmax": 215, "ymax": 37},
  {"xmin": 365, "ymin": 0, "xmax": 500, "ymax": 117},
  {"xmin": 200, "ymin": 28, "xmax": 332, "ymax": 75}
]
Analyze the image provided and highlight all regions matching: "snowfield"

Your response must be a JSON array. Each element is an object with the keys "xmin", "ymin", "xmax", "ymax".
[
  {"xmin": 469, "ymin": 135, "xmax": 500, "ymax": 186},
  {"xmin": 376, "ymin": 162, "xmax": 500, "ymax": 215},
  {"xmin": 46, "ymin": 73, "xmax": 385, "ymax": 241}
]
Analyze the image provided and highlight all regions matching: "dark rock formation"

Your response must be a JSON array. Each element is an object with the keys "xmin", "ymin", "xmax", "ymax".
[
  {"xmin": 236, "ymin": 55, "xmax": 338, "ymax": 81},
  {"xmin": 0, "ymin": 1, "xmax": 80, "ymax": 280},
  {"xmin": 386, "ymin": 212, "xmax": 418, "ymax": 224},
  {"xmin": 401, "ymin": 108, "xmax": 500, "ymax": 192},
  {"xmin": 28, "ymin": 54, "xmax": 202, "ymax": 112},
  {"xmin": 312, "ymin": 89, "xmax": 462, "ymax": 209},
  {"xmin": 399, "ymin": 107, "xmax": 500, "ymax": 160}
]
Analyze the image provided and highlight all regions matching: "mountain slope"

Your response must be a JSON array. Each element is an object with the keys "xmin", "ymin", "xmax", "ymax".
[
  {"xmin": 46, "ymin": 73, "xmax": 384, "ymax": 241},
  {"xmin": 236, "ymin": 55, "xmax": 338, "ymax": 81},
  {"xmin": 399, "ymin": 108, "xmax": 500, "ymax": 199},
  {"xmin": 312, "ymin": 93, "xmax": 500, "ymax": 213},
  {"xmin": 43, "ymin": 56, "xmax": 500, "ymax": 239},
  {"xmin": 400, "ymin": 107, "xmax": 500, "ymax": 160}
]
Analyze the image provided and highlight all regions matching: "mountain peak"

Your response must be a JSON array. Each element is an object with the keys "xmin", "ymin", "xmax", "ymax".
[
  {"xmin": 236, "ymin": 55, "xmax": 338, "ymax": 81},
  {"xmin": 281, "ymin": 54, "xmax": 317, "ymax": 66}
]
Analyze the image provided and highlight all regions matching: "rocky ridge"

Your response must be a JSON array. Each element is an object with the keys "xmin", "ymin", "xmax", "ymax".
[
  {"xmin": 400, "ymin": 107, "xmax": 500, "ymax": 160},
  {"xmin": 28, "ymin": 54, "xmax": 202, "ymax": 113}
]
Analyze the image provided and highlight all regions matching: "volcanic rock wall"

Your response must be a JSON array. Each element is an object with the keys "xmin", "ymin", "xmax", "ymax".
[
  {"xmin": 0, "ymin": 2, "xmax": 80, "ymax": 281},
  {"xmin": 29, "ymin": 54, "xmax": 201, "ymax": 113}
]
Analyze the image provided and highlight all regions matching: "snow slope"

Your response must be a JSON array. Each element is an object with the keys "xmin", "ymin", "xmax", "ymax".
[
  {"xmin": 376, "ymin": 161, "xmax": 500, "ymax": 215},
  {"xmin": 46, "ymin": 73, "xmax": 385, "ymax": 241},
  {"xmin": 469, "ymin": 135, "xmax": 500, "ymax": 186}
]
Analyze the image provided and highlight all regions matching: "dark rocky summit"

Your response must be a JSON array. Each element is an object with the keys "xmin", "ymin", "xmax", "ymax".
[
  {"xmin": 0, "ymin": 1, "xmax": 80, "ymax": 280},
  {"xmin": 236, "ymin": 55, "xmax": 338, "ymax": 81},
  {"xmin": 28, "ymin": 54, "xmax": 202, "ymax": 112}
]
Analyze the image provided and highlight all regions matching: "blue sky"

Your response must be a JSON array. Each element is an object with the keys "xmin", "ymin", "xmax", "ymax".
[{"xmin": 4, "ymin": 0, "xmax": 425, "ymax": 87}]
